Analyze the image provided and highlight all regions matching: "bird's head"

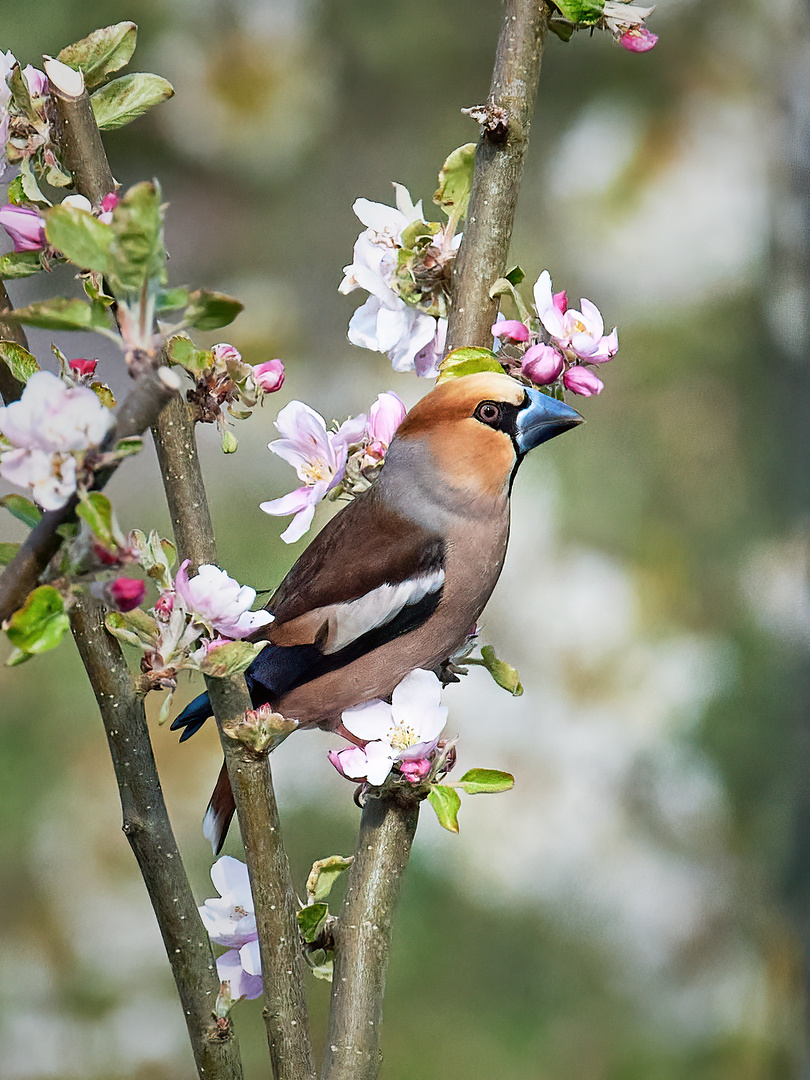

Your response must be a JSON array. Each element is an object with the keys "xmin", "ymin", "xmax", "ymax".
[{"xmin": 389, "ymin": 372, "xmax": 583, "ymax": 498}]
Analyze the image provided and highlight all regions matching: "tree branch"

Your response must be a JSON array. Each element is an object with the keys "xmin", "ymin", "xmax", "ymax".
[
  {"xmin": 152, "ymin": 397, "xmax": 316, "ymax": 1080},
  {"xmin": 70, "ymin": 593, "xmax": 244, "ymax": 1080},
  {"xmin": 446, "ymin": 0, "xmax": 548, "ymax": 351},
  {"xmin": 321, "ymin": 796, "xmax": 420, "ymax": 1080}
]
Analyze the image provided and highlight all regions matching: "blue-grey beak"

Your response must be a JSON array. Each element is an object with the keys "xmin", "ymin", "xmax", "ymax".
[{"xmin": 515, "ymin": 387, "xmax": 583, "ymax": 454}]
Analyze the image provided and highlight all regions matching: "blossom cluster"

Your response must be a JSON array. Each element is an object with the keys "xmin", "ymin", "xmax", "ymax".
[
  {"xmin": 0, "ymin": 192, "xmax": 119, "ymax": 255},
  {"xmin": 0, "ymin": 51, "xmax": 51, "ymax": 184},
  {"xmin": 260, "ymin": 390, "xmax": 406, "ymax": 543},
  {"xmin": 603, "ymin": 2, "xmax": 658, "ymax": 52},
  {"xmin": 0, "ymin": 370, "xmax": 113, "ymax": 510},
  {"xmin": 339, "ymin": 184, "xmax": 458, "ymax": 378},
  {"xmin": 199, "ymin": 856, "xmax": 263, "ymax": 1004},
  {"xmin": 329, "ymin": 668, "xmax": 450, "ymax": 787},
  {"xmin": 493, "ymin": 270, "xmax": 619, "ymax": 397}
]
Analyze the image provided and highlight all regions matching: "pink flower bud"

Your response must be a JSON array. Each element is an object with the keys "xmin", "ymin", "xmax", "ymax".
[
  {"xmin": 552, "ymin": 290, "xmax": 568, "ymax": 315},
  {"xmin": 23, "ymin": 65, "xmax": 48, "ymax": 98},
  {"xmin": 367, "ymin": 391, "xmax": 406, "ymax": 450},
  {"xmin": 212, "ymin": 343, "xmax": 242, "ymax": 365},
  {"xmin": 563, "ymin": 365, "xmax": 604, "ymax": 396},
  {"xmin": 108, "ymin": 577, "xmax": 146, "ymax": 612},
  {"xmin": 100, "ymin": 192, "xmax": 119, "ymax": 214},
  {"xmin": 69, "ymin": 358, "xmax": 97, "ymax": 379},
  {"xmin": 398, "ymin": 758, "xmax": 432, "ymax": 783},
  {"xmin": 619, "ymin": 27, "xmax": 658, "ymax": 52},
  {"xmin": 522, "ymin": 344, "xmax": 565, "ymax": 386},
  {"xmin": 0, "ymin": 204, "xmax": 46, "ymax": 253},
  {"xmin": 93, "ymin": 542, "xmax": 121, "ymax": 567},
  {"xmin": 253, "ymin": 359, "xmax": 285, "ymax": 393},
  {"xmin": 154, "ymin": 591, "xmax": 175, "ymax": 620},
  {"xmin": 491, "ymin": 320, "xmax": 530, "ymax": 344}
]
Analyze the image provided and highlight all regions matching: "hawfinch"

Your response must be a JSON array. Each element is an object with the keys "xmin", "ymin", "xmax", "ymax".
[{"xmin": 173, "ymin": 372, "xmax": 582, "ymax": 850}]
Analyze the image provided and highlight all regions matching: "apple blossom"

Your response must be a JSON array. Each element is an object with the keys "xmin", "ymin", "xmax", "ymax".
[
  {"xmin": 22, "ymin": 65, "xmax": 48, "ymax": 98},
  {"xmin": 563, "ymin": 365, "xmax": 604, "ymax": 396},
  {"xmin": 619, "ymin": 27, "xmax": 658, "ymax": 51},
  {"xmin": 0, "ymin": 446, "xmax": 77, "ymax": 511},
  {"xmin": 602, "ymin": 2, "xmax": 657, "ymax": 49},
  {"xmin": 0, "ymin": 204, "xmax": 46, "ymax": 252},
  {"xmin": 522, "ymin": 343, "xmax": 565, "ymax": 387},
  {"xmin": 98, "ymin": 192, "xmax": 119, "ymax": 224},
  {"xmin": 252, "ymin": 358, "xmax": 285, "ymax": 393},
  {"xmin": 491, "ymin": 319, "xmax": 530, "ymax": 344},
  {"xmin": 0, "ymin": 51, "xmax": 16, "ymax": 182},
  {"xmin": 330, "ymin": 668, "xmax": 448, "ymax": 786},
  {"xmin": 108, "ymin": 577, "xmax": 147, "ymax": 612},
  {"xmin": 365, "ymin": 391, "xmax": 406, "ymax": 459},
  {"xmin": 212, "ymin": 343, "xmax": 241, "ymax": 365},
  {"xmin": 260, "ymin": 400, "xmax": 366, "ymax": 543},
  {"xmin": 533, "ymin": 270, "xmax": 618, "ymax": 364},
  {"xmin": 174, "ymin": 560, "xmax": 274, "ymax": 639},
  {"xmin": 68, "ymin": 358, "xmax": 98, "ymax": 380},
  {"xmin": 199, "ymin": 856, "xmax": 258, "ymax": 949},
  {"xmin": 217, "ymin": 947, "xmax": 263, "ymax": 1003}
]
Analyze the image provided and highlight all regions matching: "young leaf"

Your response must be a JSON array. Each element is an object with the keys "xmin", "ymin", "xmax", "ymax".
[
  {"xmin": 457, "ymin": 768, "xmax": 515, "ymax": 795},
  {"xmin": 306, "ymin": 856, "xmax": 353, "ymax": 902},
  {"xmin": 0, "ymin": 494, "xmax": 42, "ymax": 529},
  {"xmin": 552, "ymin": 0, "xmax": 604, "ymax": 25},
  {"xmin": 200, "ymin": 640, "xmax": 266, "ymax": 678},
  {"xmin": 57, "ymin": 22, "xmax": 138, "ymax": 90},
  {"xmin": 0, "ymin": 542, "xmax": 20, "ymax": 566},
  {"xmin": 427, "ymin": 784, "xmax": 461, "ymax": 833},
  {"xmin": 91, "ymin": 383, "xmax": 116, "ymax": 409},
  {"xmin": 155, "ymin": 286, "xmax": 191, "ymax": 317},
  {"xmin": 5, "ymin": 585, "xmax": 70, "ymax": 655},
  {"xmin": 165, "ymin": 333, "xmax": 211, "ymax": 372},
  {"xmin": 505, "ymin": 265, "xmax": 525, "ymax": 286},
  {"xmin": 297, "ymin": 903, "xmax": 329, "ymax": 944},
  {"xmin": 433, "ymin": 143, "xmax": 476, "ymax": 223},
  {"xmin": 437, "ymin": 346, "xmax": 504, "ymax": 383},
  {"xmin": 4, "ymin": 297, "xmax": 112, "ymax": 333},
  {"xmin": 107, "ymin": 181, "xmax": 165, "ymax": 294},
  {"xmin": 76, "ymin": 491, "xmax": 116, "ymax": 548},
  {"xmin": 185, "ymin": 290, "xmax": 244, "ymax": 331},
  {"xmin": 0, "ymin": 251, "xmax": 44, "ymax": 280},
  {"xmin": 45, "ymin": 204, "xmax": 113, "ymax": 275},
  {"xmin": 105, "ymin": 611, "xmax": 148, "ymax": 649},
  {"xmin": 0, "ymin": 342, "xmax": 40, "ymax": 384},
  {"xmin": 90, "ymin": 73, "xmax": 174, "ymax": 130},
  {"xmin": 480, "ymin": 644, "xmax": 523, "ymax": 696}
]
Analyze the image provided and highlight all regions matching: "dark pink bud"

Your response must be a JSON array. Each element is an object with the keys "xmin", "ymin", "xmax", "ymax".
[
  {"xmin": 154, "ymin": 591, "xmax": 175, "ymax": 620},
  {"xmin": 108, "ymin": 577, "xmax": 146, "ymax": 612},
  {"xmin": 0, "ymin": 205, "xmax": 46, "ymax": 253},
  {"xmin": 491, "ymin": 320, "xmax": 530, "ymax": 344},
  {"xmin": 619, "ymin": 27, "xmax": 658, "ymax": 52},
  {"xmin": 399, "ymin": 758, "xmax": 432, "ymax": 783},
  {"xmin": 522, "ymin": 344, "xmax": 565, "ymax": 386},
  {"xmin": 563, "ymin": 365, "xmax": 604, "ymax": 397},
  {"xmin": 552, "ymin": 290, "xmax": 568, "ymax": 315},
  {"xmin": 253, "ymin": 359, "xmax": 285, "ymax": 393},
  {"xmin": 93, "ymin": 542, "xmax": 121, "ymax": 567},
  {"xmin": 69, "ymin": 358, "xmax": 98, "ymax": 378},
  {"xmin": 100, "ymin": 192, "xmax": 119, "ymax": 214}
]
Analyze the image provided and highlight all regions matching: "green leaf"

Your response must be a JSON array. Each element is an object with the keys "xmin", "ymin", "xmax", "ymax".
[
  {"xmin": 297, "ymin": 903, "xmax": 328, "ymax": 944},
  {"xmin": 428, "ymin": 784, "xmax": 461, "ymax": 833},
  {"xmin": 90, "ymin": 72, "xmax": 174, "ymax": 131},
  {"xmin": 0, "ymin": 542, "xmax": 20, "ymax": 566},
  {"xmin": 456, "ymin": 768, "xmax": 515, "ymax": 795},
  {"xmin": 433, "ymin": 143, "xmax": 476, "ymax": 223},
  {"xmin": 76, "ymin": 491, "xmax": 116, "ymax": 548},
  {"xmin": 113, "ymin": 436, "xmax": 143, "ymax": 458},
  {"xmin": 6, "ymin": 177, "xmax": 26, "ymax": 206},
  {"xmin": 0, "ymin": 494, "xmax": 42, "ymax": 529},
  {"xmin": 165, "ymin": 333, "xmax": 211, "ymax": 372},
  {"xmin": 155, "ymin": 287, "xmax": 191, "ymax": 317},
  {"xmin": 5, "ymin": 585, "xmax": 70, "ymax": 655},
  {"xmin": 548, "ymin": 19, "xmax": 575, "ymax": 41},
  {"xmin": 91, "ymin": 382, "xmax": 116, "ymax": 409},
  {"xmin": 58, "ymin": 22, "xmax": 138, "ymax": 90},
  {"xmin": 306, "ymin": 856, "xmax": 353, "ymax": 902},
  {"xmin": 8, "ymin": 63, "xmax": 35, "ymax": 120},
  {"xmin": 552, "ymin": 0, "xmax": 604, "ymax": 25},
  {"xmin": 0, "ymin": 342, "xmax": 40, "ymax": 383},
  {"xmin": 0, "ymin": 251, "xmax": 44, "ymax": 280},
  {"xmin": 185, "ymin": 290, "xmax": 244, "ymax": 331},
  {"xmin": 45, "ymin": 204, "xmax": 113, "ymax": 275},
  {"xmin": 4, "ymin": 297, "xmax": 112, "ymax": 333},
  {"xmin": 305, "ymin": 950, "xmax": 334, "ymax": 982},
  {"xmin": 221, "ymin": 429, "xmax": 238, "ymax": 454},
  {"xmin": 130, "ymin": 529, "xmax": 174, "ymax": 591},
  {"xmin": 505, "ymin": 265, "xmax": 525, "ymax": 286},
  {"xmin": 437, "ymin": 346, "xmax": 504, "ymax": 383},
  {"xmin": 157, "ymin": 690, "xmax": 175, "ymax": 726},
  {"xmin": 107, "ymin": 181, "xmax": 165, "ymax": 294},
  {"xmin": 480, "ymin": 644, "xmax": 523, "ymax": 696},
  {"xmin": 105, "ymin": 611, "xmax": 150, "ymax": 649},
  {"xmin": 19, "ymin": 159, "xmax": 48, "ymax": 206},
  {"xmin": 200, "ymin": 640, "xmax": 265, "ymax": 678}
]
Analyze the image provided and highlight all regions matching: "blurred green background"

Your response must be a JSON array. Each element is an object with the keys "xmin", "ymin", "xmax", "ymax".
[{"xmin": 1, "ymin": 0, "xmax": 809, "ymax": 1077}]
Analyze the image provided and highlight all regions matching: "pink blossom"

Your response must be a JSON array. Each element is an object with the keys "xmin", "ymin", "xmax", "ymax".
[
  {"xmin": 253, "ymin": 359, "xmax": 285, "ymax": 393},
  {"xmin": 69, "ymin": 358, "xmax": 98, "ymax": 379},
  {"xmin": 22, "ymin": 65, "xmax": 48, "ymax": 97},
  {"xmin": 212, "ymin": 343, "xmax": 242, "ymax": 365},
  {"xmin": 366, "ymin": 391, "xmax": 406, "ymax": 458},
  {"xmin": 491, "ymin": 320, "xmax": 530, "ymax": 344},
  {"xmin": 563, "ymin": 366, "xmax": 604, "ymax": 397},
  {"xmin": 0, "ymin": 204, "xmax": 46, "ymax": 253},
  {"xmin": 533, "ymin": 271, "xmax": 618, "ymax": 364},
  {"xmin": 154, "ymin": 591, "xmax": 174, "ymax": 620},
  {"xmin": 260, "ymin": 401, "xmax": 366, "ymax": 543},
  {"xmin": 174, "ymin": 560, "xmax": 274, "ymax": 638},
  {"xmin": 619, "ymin": 27, "xmax": 658, "ymax": 51},
  {"xmin": 98, "ymin": 192, "xmax": 119, "ymax": 224},
  {"xmin": 108, "ymin": 577, "xmax": 146, "ymax": 612},
  {"xmin": 217, "ymin": 948, "xmax": 263, "ymax": 1003},
  {"xmin": 522, "ymin": 344, "xmax": 565, "ymax": 386},
  {"xmin": 399, "ymin": 758, "xmax": 432, "ymax": 783}
]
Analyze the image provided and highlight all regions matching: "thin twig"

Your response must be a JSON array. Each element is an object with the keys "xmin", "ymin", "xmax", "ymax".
[
  {"xmin": 152, "ymin": 397, "xmax": 316, "ymax": 1080},
  {"xmin": 70, "ymin": 593, "xmax": 244, "ymax": 1080},
  {"xmin": 446, "ymin": 0, "xmax": 548, "ymax": 351},
  {"xmin": 321, "ymin": 796, "xmax": 420, "ymax": 1080}
]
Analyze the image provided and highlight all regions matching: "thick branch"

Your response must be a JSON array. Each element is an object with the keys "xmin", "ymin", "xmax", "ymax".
[
  {"xmin": 70, "ymin": 593, "xmax": 243, "ymax": 1080},
  {"xmin": 152, "ymin": 397, "xmax": 316, "ymax": 1080},
  {"xmin": 446, "ymin": 0, "xmax": 548, "ymax": 350},
  {"xmin": 0, "ymin": 283, "xmax": 29, "ymax": 404},
  {"xmin": 44, "ymin": 56, "xmax": 115, "ymax": 204},
  {"xmin": 0, "ymin": 369, "xmax": 177, "ymax": 623},
  {"xmin": 322, "ymin": 796, "xmax": 420, "ymax": 1080}
]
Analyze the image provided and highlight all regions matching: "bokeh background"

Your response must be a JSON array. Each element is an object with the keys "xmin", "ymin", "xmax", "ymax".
[{"xmin": 1, "ymin": 0, "xmax": 809, "ymax": 1077}]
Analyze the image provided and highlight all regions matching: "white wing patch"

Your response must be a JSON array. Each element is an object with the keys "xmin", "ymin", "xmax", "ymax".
[{"xmin": 323, "ymin": 569, "xmax": 445, "ymax": 655}]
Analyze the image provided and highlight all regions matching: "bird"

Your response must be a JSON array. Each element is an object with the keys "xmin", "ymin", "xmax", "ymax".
[{"xmin": 172, "ymin": 371, "xmax": 583, "ymax": 851}]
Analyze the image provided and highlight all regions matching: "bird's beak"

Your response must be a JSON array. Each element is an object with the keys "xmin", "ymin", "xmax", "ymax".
[{"xmin": 515, "ymin": 387, "xmax": 584, "ymax": 454}]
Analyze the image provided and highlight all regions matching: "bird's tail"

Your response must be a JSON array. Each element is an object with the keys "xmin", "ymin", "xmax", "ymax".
[
  {"xmin": 203, "ymin": 759, "xmax": 236, "ymax": 855},
  {"xmin": 170, "ymin": 691, "xmax": 212, "ymax": 742}
]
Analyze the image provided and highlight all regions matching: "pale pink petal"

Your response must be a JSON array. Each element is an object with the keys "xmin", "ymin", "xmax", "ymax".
[
  {"xmin": 341, "ymin": 698, "xmax": 394, "ymax": 742},
  {"xmin": 217, "ymin": 949, "xmax": 263, "ymax": 1001},
  {"xmin": 363, "ymin": 740, "xmax": 397, "ymax": 785},
  {"xmin": 563, "ymin": 366, "xmax": 604, "ymax": 396}
]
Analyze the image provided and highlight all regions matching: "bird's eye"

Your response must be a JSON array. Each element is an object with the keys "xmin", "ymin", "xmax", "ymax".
[{"xmin": 475, "ymin": 401, "xmax": 502, "ymax": 426}]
